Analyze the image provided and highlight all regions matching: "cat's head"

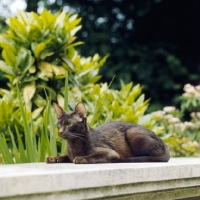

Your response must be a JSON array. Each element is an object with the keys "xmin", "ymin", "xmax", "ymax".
[{"xmin": 53, "ymin": 102, "xmax": 88, "ymax": 140}]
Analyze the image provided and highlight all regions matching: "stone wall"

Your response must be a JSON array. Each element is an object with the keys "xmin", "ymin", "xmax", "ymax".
[{"xmin": 1, "ymin": 158, "xmax": 200, "ymax": 200}]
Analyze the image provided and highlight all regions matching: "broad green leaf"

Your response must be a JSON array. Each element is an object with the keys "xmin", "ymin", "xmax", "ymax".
[
  {"xmin": 0, "ymin": 60, "xmax": 16, "ymax": 76},
  {"xmin": 52, "ymin": 65, "xmax": 67, "ymax": 76},
  {"xmin": 34, "ymin": 95, "xmax": 47, "ymax": 107},
  {"xmin": 17, "ymin": 10, "xmax": 29, "ymax": 25},
  {"xmin": 29, "ymin": 66, "xmax": 36, "ymax": 74},
  {"xmin": 65, "ymin": 41, "xmax": 84, "ymax": 49},
  {"xmin": 23, "ymin": 81, "xmax": 36, "ymax": 103},
  {"xmin": 54, "ymin": 10, "xmax": 66, "ymax": 29},
  {"xmin": 32, "ymin": 107, "xmax": 44, "ymax": 120},
  {"xmin": 0, "ymin": 95, "xmax": 13, "ymax": 129},
  {"xmin": 57, "ymin": 94, "xmax": 64, "ymax": 108},
  {"xmin": 9, "ymin": 17, "xmax": 28, "ymax": 41},
  {"xmin": 40, "ymin": 52, "xmax": 55, "ymax": 60},
  {"xmin": 33, "ymin": 42, "xmax": 46, "ymax": 59},
  {"xmin": 15, "ymin": 48, "xmax": 33, "ymax": 73},
  {"xmin": 61, "ymin": 56, "xmax": 75, "ymax": 71},
  {"xmin": 38, "ymin": 61, "xmax": 53, "ymax": 78},
  {"xmin": 68, "ymin": 14, "xmax": 78, "ymax": 22},
  {"xmin": 13, "ymin": 75, "xmax": 25, "ymax": 85},
  {"xmin": 68, "ymin": 18, "xmax": 82, "ymax": 29},
  {"xmin": 2, "ymin": 48, "xmax": 16, "ymax": 67},
  {"xmin": 0, "ymin": 35, "xmax": 16, "ymax": 48},
  {"xmin": 41, "ymin": 10, "xmax": 56, "ymax": 29},
  {"xmin": 70, "ymin": 25, "xmax": 82, "ymax": 36},
  {"xmin": 22, "ymin": 76, "xmax": 37, "ymax": 83}
]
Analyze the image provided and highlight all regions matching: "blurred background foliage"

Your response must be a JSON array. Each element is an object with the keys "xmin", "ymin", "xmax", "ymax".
[
  {"xmin": 1, "ymin": 0, "xmax": 200, "ymax": 111},
  {"xmin": 0, "ymin": 1, "xmax": 200, "ymax": 163}
]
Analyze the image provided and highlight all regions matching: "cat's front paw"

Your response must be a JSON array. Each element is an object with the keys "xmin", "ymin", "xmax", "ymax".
[
  {"xmin": 73, "ymin": 156, "xmax": 88, "ymax": 164},
  {"xmin": 46, "ymin": 156, "xmax": 61, "ymax": 163}
]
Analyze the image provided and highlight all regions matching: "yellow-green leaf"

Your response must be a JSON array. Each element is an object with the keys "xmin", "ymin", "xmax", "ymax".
[
  {"xmin": 23, "ymin": 81, "xmax": 36, "ymax": 103},
  {"xmin": 0, "ymin": 60, "xmax": 16, "ymax": 76},
  {"xmin": 57, "ymin": 94, "xmax": 64, "ymax": 108},
  {"xmin": 32, "ymin": 107, "xmax": 44, "ymax": 120},
  {"xmin": 33, "ymin": 42, "xmax": 46, "ymax": 58},
  {"xmin": 38, "ymin": 61, "xmax": 53, "ymax": 78}
]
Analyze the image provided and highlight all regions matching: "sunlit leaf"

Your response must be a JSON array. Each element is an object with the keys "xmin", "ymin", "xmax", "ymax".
[
  {"xmin": 23, "ymin": 81, "xmax": 36, "ymax": 103},
  {"xmin": 38, "ymin": 61, "xmax": 53, "ymax": 78},
  {"xmin": 0, "ymin": 60, "xmax": 16, "ymax": 76}
]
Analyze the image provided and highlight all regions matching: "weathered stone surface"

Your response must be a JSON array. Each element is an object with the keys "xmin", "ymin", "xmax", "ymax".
[{"xmin": 1, "ymin": 158, "xmax": 200, "ymax": 199}]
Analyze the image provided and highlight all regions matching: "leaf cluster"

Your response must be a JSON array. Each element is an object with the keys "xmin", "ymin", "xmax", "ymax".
[{"xmin": 0, "ymin": 10, "xmax": 107, "ymax": 109}]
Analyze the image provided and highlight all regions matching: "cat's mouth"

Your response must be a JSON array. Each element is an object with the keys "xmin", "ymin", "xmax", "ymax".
[
  {"xmin": 58, "ymin": 132, "xmax": 63, "ymax": 137},
  {"xmin": 58, "ymin": 132, "xmax": 67, "ymax": 139}
]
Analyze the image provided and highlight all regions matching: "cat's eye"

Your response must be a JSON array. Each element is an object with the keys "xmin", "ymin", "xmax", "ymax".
[{"xmin": 68, "ymin": 123, "xmax": 73, "ymax": 127}]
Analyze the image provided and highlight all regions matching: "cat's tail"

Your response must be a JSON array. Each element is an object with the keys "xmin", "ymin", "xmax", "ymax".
[{"xmin": 123, "ymin": 148, "xmax": 170, "ymax": 163}]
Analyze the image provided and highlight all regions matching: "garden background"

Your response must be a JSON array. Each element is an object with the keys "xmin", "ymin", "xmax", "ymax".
[{"xmin": 0, "ymin": 0, "xmax": 200, "ymax": 163}]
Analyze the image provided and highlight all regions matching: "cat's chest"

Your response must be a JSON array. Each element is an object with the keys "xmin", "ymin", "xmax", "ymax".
[{"xmin": 67, "ymin": 142, "xmax": 91, "ymax": 161}]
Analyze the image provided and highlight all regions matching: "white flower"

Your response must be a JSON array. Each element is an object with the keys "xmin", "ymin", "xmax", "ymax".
[
  {"xmin": 193, "ymin": 141, "xmax": 199, "ymax": 147},
  {"xmin": 183, "ymin": 121, "xmax": 194, "ymax": 128},
  {"xmin": 192, "ymin": 112, "xmax": 200, "ymax": 119},
  {"xmin": 164, "ymin": 114, "xmax": 180, "ymax": 124},
  {"xmin": 185, "ymin": 86, "xmax": 196, "ymax": 94},
  {"xmin": 164, "ymin": 114, "xmax": 174, "ymax": 120},
  {"xmin": 197, "ymin": 112, "xmax": 200, "ymax": 118},
  {"xmin": 152, "ymin": 110, "xmax": 165, "ymax": 117},
  {"xmin": 184, "ymin": 83, "xmax": 193, "ymax": 92},
  {"xmin": 195, "ymin": 85, "xmax": 200, "ymax": 92},
  {"xmin": 163, "ymin": 106, "xmax": 175, "ymax": 113},
  {"xmin": 190, "ymin": 112, "xmax": 196, "ymax": 118},
  {"xmin": 168, "ymin": 117, "xmax": 180, "ymax": 124},
  {"xmin": 182, "ymin": 141, "xmax": 199, "ymax": 148},
  {"xmin": 183, "ymin": 93, "xmax": 191, "ymax": 97}
]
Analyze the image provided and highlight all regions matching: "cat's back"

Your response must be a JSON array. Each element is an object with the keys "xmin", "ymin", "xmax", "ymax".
[
  {"xmin": 92, "ymin": 121, "xmax": 150, "ymax": 142},
  {"xmin": 95, "ymin": 121, "xmax": 146, "ymax": 133},
  {"xmin": 92, "ymin": 121, "xmax": 161, "ymax": 145}
]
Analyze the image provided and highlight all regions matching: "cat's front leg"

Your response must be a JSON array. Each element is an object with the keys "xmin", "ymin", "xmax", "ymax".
[
  {"xmin": 73, "ymin": 149, "xmax": 121, "ymax": 164},
  {"xmin": 73, "ymin": 156, "xmax": 88, "ymax": 164},
  {"xmin": 46, "ymin": 154, "xmax": 71, "ymax": 163}
]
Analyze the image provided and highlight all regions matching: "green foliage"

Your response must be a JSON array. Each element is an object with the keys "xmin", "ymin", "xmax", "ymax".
[
  {"xmin": 152, "ymin": 84, "xmax": 200, "ymax": 157},
  {"xmin": 0, "ymin": 93, "xmax": 13, "ymax": 130},
  {"xmin": 0, "ymin": 80, "xmax": 158, "ymax": 164},
  {"xmin": 0, "ymin": 10, "xmax": 107, "ymax": 108},
  {"xmin": 83, "ymin": 82, "xmax": 148, "ymax": 126},
  {"xmin": 0, "ymin": 10, "xmax": 157, "ymax": 164},
  {"xmin": 31, "ymin": 0, "xmax": 200, "ymax": 111},
  {"xmin": 67, "ymin": 81, "xmax": 163, "ymax": 135},
  {"xmin": 0, "ymin": 87, "xmax": 61, "ymax": 164},
  {"xmin": 0, "ymin": 9, "xmax": 197, "ymax": 163}
]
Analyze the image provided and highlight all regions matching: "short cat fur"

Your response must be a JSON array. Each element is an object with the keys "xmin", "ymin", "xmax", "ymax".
[{"xmin": 46, "ymin": 102, "xmax": 170, "ymax": 164}]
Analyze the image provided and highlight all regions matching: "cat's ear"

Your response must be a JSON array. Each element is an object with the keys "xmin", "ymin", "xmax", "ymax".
[
  {"xmin": 53, "ymin": 103, "xmax": 64, "ymax": 119},
  {"xmin": 74, "ymin": 102, "xmax": 86, "ymax": 122}
]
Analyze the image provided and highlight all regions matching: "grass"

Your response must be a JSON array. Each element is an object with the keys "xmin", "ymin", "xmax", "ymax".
[{"xmin": 0, "ymin": 77, "xmax": 69, "ymax": 164}]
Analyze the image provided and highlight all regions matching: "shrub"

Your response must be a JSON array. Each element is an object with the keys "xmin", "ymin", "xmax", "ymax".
[
  {"xmin": 0, "ymin": 10, "xmax": 107, "ymax": 109},
  {"xmin": 152, "ymin": 84, "xmax": 200, "ymax": 157},
  {"xmin": 0, "ymin": 10, "xmax": 157, "ymax": 164}
]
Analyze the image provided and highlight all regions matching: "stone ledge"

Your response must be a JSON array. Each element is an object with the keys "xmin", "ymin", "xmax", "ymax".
[{"xmin": 1, "ymin": 158, "xmax": 200, "ymax": 200}]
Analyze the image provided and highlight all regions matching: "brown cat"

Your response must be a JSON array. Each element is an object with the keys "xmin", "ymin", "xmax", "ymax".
[{"xmin": 46, "ymin": 102, "xmax": 170, "ymax": 164}]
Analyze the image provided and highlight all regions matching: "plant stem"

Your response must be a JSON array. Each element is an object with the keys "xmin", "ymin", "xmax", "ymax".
[{"xmin": 64, "ymin": 71, "xmax": 69, "ymax": 111}]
